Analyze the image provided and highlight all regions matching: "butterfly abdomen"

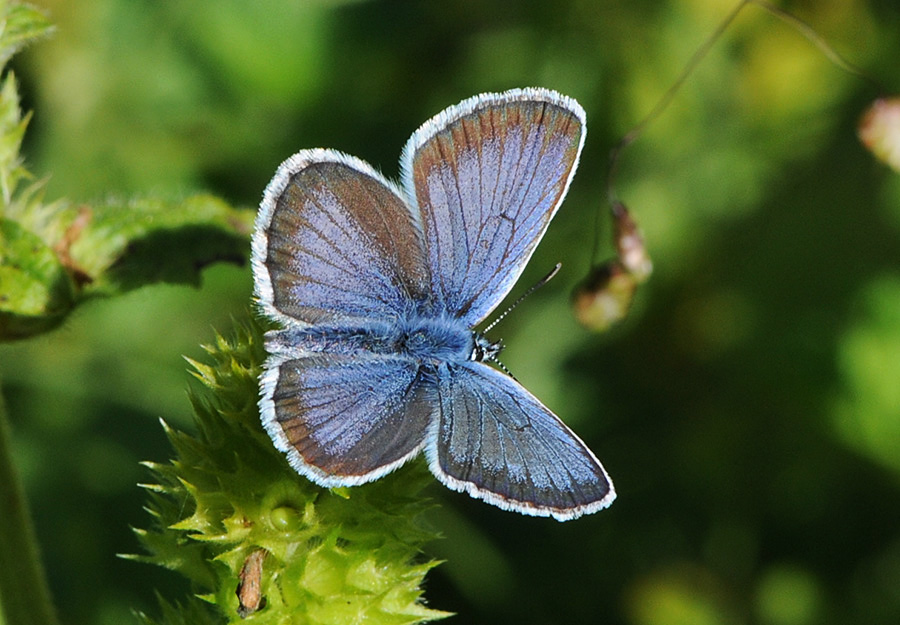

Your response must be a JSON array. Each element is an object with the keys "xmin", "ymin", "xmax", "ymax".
[{"xmin": 266, "ymin": 315, "xmax": 474, "ymax": 364}]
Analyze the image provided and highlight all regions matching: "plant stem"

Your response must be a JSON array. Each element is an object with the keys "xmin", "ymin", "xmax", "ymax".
[{"xmin": 0, "ymin": 385, "xmax": 59, "ymax": 625}]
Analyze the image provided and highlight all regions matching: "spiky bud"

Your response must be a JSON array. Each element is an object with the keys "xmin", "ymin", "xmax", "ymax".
[{"xmin": 128, "ymin": 320, "xmax": 450, "ymax": 625}]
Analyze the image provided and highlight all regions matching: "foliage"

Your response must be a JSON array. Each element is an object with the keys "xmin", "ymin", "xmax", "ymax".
[
  {"xmin": 0, "ymin": 0, "xmax": 251, "ymax": 341},
  {"xmin": 1, "ymin": 3, "xmax": 446, "ymax": 624},
  {"xmin": 1, "ymin": 0, "xmax": 899, "ymax": 624}
]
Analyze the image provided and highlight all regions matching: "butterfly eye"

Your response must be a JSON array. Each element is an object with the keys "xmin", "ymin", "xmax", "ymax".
[
  {"xmin": 406, "ymin": 330, "xmax": 428, "ymax": 349},
  {"xmin": 469, "ymin": 334, "xmax": 503, "ymax": 363}
]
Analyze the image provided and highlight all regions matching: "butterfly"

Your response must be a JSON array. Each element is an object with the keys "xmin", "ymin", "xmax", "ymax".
[{"xmin": 252, "ymin": 88, "xmax": 615, "ymax": 521}]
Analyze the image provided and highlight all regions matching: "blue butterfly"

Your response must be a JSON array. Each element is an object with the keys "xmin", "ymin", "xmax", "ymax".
[{"xmin": 252, "ymin": 88, "xmax": 615, "ymax": 521}]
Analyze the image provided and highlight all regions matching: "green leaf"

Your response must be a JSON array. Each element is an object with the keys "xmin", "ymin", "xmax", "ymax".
[
  {"xmin": 0, "ymin": 7, "xmax": 253, "ymax": 342},
  {"xmin": 0, "ymin": 217, "xmax": 74, "ymax": 339},
  {"xmin": 0, "ymin": 75, "xmax": 31, "ymax": 206},
  {"xmin": 134, "ymin": 595, "xmax": 220, "ymax": 625},
  {"xmin": 70, "ymin": 194, "xmax": 252, "ymax": 296},
  {"xmin": 0, "ymin": 191, "xmax": 252, "ymax": 341},
  {"xmin": 0, "ymin": 2, "xmax": 54, "ymax": 68}
]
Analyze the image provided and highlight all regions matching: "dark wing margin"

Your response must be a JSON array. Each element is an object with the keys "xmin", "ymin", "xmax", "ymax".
[
  {"xmin": 399, "ymin": 88, "xmax": 585, "ymax": 326},
  {"xmin": 260, "ymin": 353, "xmax": 436, "ymax": 485},
  {"xmin": 426, "ymin": 361, "xmax": 615, "ymax": 521},
  {"xmin": 252, "ymin": 149, "xmax": 431, "ymax": 327}
]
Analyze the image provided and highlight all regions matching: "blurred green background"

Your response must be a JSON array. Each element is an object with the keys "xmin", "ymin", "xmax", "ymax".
[{"xmin": 2, "ymin": 0, "xmax": 900, "ymax": 623}]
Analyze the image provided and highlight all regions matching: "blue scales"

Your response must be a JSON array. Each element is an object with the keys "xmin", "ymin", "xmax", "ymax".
[{"xmin": 252, "ymin": 88, "xmax": 615, "ymax": 521}]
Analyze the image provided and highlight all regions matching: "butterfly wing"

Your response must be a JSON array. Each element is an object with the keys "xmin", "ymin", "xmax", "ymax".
[
  {"xmin": 260, "ymin": 353, "xmax": 435, "ymax": 485},
  {"xmin": 426, "ymin": 362, "xmax": 614, "ymax": 521},
  {"xmin": 253, "ymin": 149, "xmax": 431, "ymax": 327},
  {"xmin": 400, "ymin": 88, "xmax": 585, "ymax": 325}
]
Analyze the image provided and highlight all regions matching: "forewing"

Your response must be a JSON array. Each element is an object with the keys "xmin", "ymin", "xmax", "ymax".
[
  {"xmin": 253, "ymin": 149, "xmax": 431, "ymax": 327},
  {"xmin": 427, "ymin": 362, "xmax": 614, "ymax": 521},
  {"xmin": 400, "ymin": 88, "xmax": 585, "ymax": 325},
  {"xmin": 260, "ymin": 353, "xmax": 436, "ymax": 485}
]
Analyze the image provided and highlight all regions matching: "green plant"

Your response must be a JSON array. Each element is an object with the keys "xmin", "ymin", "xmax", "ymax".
[
  {"xmin": 130, "ymin": 322, "xmax": 447, "ymax": 625},
  {"xmin": 0, "ymin": 3, "xmax": 447, "ymax": 623}
]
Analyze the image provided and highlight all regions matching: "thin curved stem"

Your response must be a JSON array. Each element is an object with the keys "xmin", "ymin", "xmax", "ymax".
[
  {"xmin": 606, "ymin": 0, "xmax": 751, "ymax": 208},
  {"xmin": 596, "ymin": 1, "xmax": 751, "ymax": 267},
  {"xmin": 0, "ymin": 385, "xmax": 59, "ymax": 625},
  {"xmin": 750, "ymin": 0, "xmax": 884, "ymax": 92},
  {"xmin": 599, "ymin": 0, "xmax": 880, "ymax": 267}
]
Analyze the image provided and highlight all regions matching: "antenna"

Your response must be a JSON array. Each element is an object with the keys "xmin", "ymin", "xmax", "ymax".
[
  {"xmin": 482, "ymin": 263, "xmax": 562, "ymax": 335},
  {"xmin": 490, "ymin": 355, "xmax": 519, "ymax": 383}
]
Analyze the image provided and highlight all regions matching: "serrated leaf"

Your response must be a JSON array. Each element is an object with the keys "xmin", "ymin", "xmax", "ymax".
[
  {"xmin": 0, "ymin": 2, "xmax": 54, "ymax": 68},
  {"xmin": 0, "ymin": 15, "xmax": 254, "ymax": 341},
  {"xmin": 0, "ymin": 76, "xmax": 30, "ymax": 205},
  {"xmin": 134, "ymin": 594, "xmax": 220, "ymax": 625},
  {"xmin": 74, "ymin": 194, "xmax": 253, "ymax": 295},
  {"xmin": 0, "ymin": 217, "xmax": 75, "ymax": 338},
  {"xmin": 0, "ymin": 192, "xmax": 252, "ymax": 341}
]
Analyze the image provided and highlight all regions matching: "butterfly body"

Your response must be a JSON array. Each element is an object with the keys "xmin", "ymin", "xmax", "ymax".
[
  {"xmin": 265, "ymin": 314, "xmax": 482, "ymax": 363},
  {"xmin": 253, "ymin": 88, "xmax": 615, "ymax": 520}
]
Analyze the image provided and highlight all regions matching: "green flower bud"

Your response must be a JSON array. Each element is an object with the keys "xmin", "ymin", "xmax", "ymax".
[{"xmin": 129, "ymin": 320, "xmax": 450, "ymax": 625}]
